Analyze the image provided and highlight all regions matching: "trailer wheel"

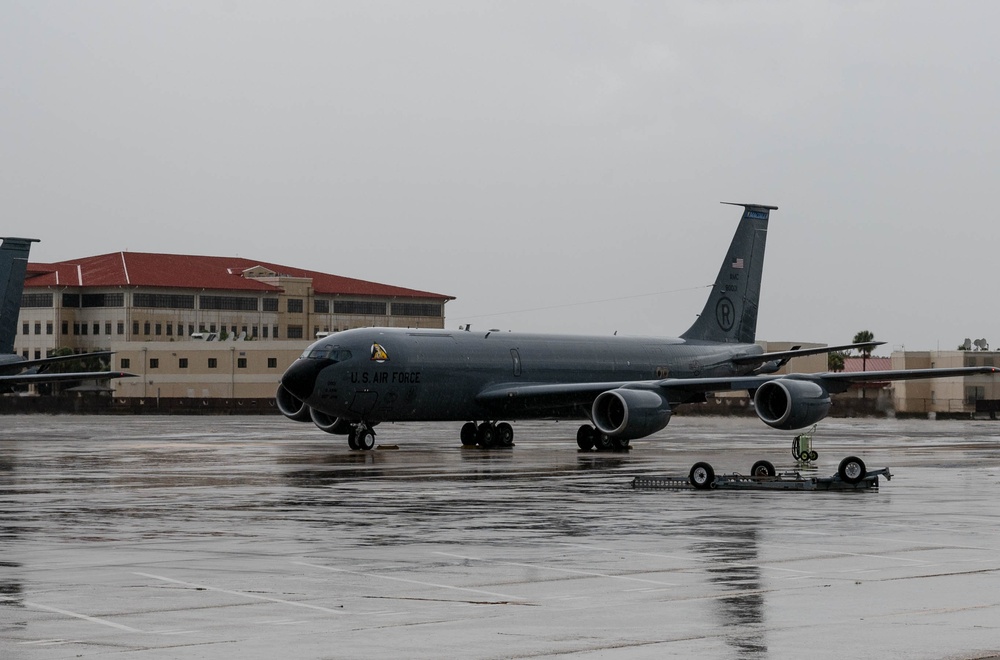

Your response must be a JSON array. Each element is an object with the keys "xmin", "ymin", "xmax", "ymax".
[
  {"xmin": 808, "ymin": 450, "xmax": 819, "ymax": 461},
  {"xmin": 689, "ymin": 462, "xmax": 715, "ymax": 489},
  {"xmin": 750, "ymin": 460, "xmax": 776, "ymax": 477},
  {"xmin": 838, "ymin": 456, "xmax": 867, "ymax": 484}
]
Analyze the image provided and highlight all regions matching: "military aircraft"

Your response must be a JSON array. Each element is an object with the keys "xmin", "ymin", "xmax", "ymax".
[
  {"xmin": 277, "ymin": 203, "xmax": 997, "ymax": 451},
  {"xmin": 0, "ymin": 237, "xmax": 134, "ymax": 387}
]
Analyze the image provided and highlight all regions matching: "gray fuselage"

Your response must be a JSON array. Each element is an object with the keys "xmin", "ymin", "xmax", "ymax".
[{"xmin": 283, "ymin": 327, "xmax": 763, "ymax": 424}]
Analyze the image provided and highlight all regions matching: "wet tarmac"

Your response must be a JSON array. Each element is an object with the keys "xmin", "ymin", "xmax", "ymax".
[{"xmin": 1, "ymin": 415, "xmax": 999, "ymax": 659}]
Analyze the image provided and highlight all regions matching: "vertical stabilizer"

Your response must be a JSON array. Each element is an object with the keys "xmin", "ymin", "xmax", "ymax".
[
  {"xmin": 680, "ymin": 204, "xmax": 775, "ymax": 344},
  {"xmin": 0, "ymin": 237, "xmax": 39, "ymax": 355}
]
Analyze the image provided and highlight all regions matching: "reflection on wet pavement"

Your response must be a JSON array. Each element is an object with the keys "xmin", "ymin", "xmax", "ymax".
[{"xmin": 1, "ymin": 416, "xmax": 999, "ymax": 658}]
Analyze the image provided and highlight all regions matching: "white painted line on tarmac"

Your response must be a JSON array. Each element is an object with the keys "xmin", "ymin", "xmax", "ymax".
[
  {"xmin": 6, "ymin": 598, "xmax": 143, "ymax": 633},
  {"xmin": 134, "ymin": 572, "xmax": 349, "ymax": 615},
  {"xmin": 434, "ymin": 552, "xmax": 679, "ymax": 587},
  {"xmin": 294, "ymin": 561, "xmax": 527, "ymax": 602}
]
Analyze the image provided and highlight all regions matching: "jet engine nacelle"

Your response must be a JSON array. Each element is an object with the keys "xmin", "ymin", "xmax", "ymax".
[
  {"xmin": 275, "ymin": 383, "xmax": 312, "ymax": 422},
  {"xmin": 592, "ymin": 388, "xmax": 673, "ymax": 440},
  {"xmin": 308, "ymin": 407, "xmax": 353, "ymax": 435},
  {"xmin": 753, "ymin": 378, "xmax": 831, "ymax": 430}
]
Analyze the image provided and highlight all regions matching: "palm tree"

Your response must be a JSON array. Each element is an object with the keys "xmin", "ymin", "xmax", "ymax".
[
  {"xmin": 827, "ymin": 351, "xmax": 846, "ymax": 372},
  {"xmin": 852, "ymin": 330, "xmax": 875, "ymax": 372}
]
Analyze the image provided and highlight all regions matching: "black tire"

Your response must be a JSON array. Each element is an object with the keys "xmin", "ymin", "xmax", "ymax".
[
  {"xmin": 595, "ymin": 433, "xmax": 614, "ymax": 452},
  {"xmin": 808, "ymin": 450, "xmax": 819, "ymax": 461},
  {"xmin": 576, "ymin": 425, "xmax": 595, "ymax": 451},
  {"xmin": 496, "ymin": 422, "xmax": 514, "ymax": 447},
  {"xmin": 347, "ymin": 430, "xmax": 359, "ymax": 450},
  {"xmin": 460, "ymin": 422, "xmax": 478, "ymax": 446},
  {"xmin": 689, "ymin": 462, "xmax": 715, "ymax": 489},
  {"xmin": 477, "ymin": 422, "xmax": 495, "ymax": 448},
  {"xmin": 838, "ymin": 456, "xmax": 867, "ymax": 484},
  {"xmin": 750, "ymin": 460, "xmax": 776, "ymax": 477},
  {"xmin": 611, "ymin": 437, "xmax": 630, "ymax": 452},
  {"xmin": 356, "ymin": 429, "xmax": 375, "ymax": 451}
]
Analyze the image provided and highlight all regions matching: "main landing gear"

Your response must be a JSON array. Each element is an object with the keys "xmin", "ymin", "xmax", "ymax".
[
  {"xmin": 346, "ymin": 423, "xmax": 376, "ymax": 451},
  {"xmin": 460, "ymin": 421, "xmax": 514, "ymax": 448},
  {"xmin": 576, "ymin": 424, "xmax": 630, "ymax": 452}
]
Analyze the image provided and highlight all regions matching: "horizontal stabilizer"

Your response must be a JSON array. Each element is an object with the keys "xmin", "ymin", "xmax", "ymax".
[{"xmin": 732, "ymin": 341, "xmax": 885, "ymax": 365}]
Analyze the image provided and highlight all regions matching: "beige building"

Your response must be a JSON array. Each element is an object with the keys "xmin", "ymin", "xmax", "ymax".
[
  {"xmin": 15, "ymin": 250, "xmax": 453, "ymax": 363},
  {"xmin": 891, "ymin": 350, "xmax": 1000, "ymax": 414}
]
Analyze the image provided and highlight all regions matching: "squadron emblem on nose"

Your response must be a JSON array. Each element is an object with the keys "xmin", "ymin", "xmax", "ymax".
[{"xmin": 370, "ymin": 343, "xmax": 389, "ymax": 363}]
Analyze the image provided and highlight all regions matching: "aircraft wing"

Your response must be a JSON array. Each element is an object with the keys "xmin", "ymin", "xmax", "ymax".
[
  {"xmin": 0, "ymin": 350, "xmax": 115, "ymax": 376},
  {"xmin": 0, "ymin": 371, "xmax": 136, "ymax": 385},
  {"xmin": 731, "ymin": 341, "xmax": 885, "ymax": 366},
  {"xmin": 476, "ymin": 366, "xmax": 999, "ymax": 410}
]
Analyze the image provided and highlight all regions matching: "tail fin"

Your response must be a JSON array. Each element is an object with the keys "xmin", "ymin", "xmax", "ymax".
[
  {"xmin": 680, "ymin": 203, "xmax": 775, "ymax": 344},
  {"xmin": 0, "ymin": 237, "xmax": 39, "ymax": 354}
]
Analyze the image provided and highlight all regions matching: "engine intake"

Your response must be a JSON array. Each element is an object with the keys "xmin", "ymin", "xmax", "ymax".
[
  {"xmin": 754, "ymin": 379, "xmax": 831, "ymax": 430},
  {"xmin": 592, "ymin": 388, "xmax": 672, "ymax": 440},
  {"xmin": 308, "ymin": 407, "xmax": 353, "ymax": 435},
  {"xmin": 276, "ymin": 384, "xmax": 312, "ymax": 422}
]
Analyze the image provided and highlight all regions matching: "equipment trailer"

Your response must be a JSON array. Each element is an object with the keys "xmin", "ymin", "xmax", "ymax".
[{"xmin": 632, "ymin": 456, "xmax": 890, "ymax": 492}]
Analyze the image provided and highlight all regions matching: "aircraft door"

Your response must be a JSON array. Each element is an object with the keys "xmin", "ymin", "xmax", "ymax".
[
  {"xmin": 511, "ymin": 349, "xmax": 521, "ymax": 377},
  {"xmin": 350, "ymin": 391, "xmax": 378, "ymax": 416}
]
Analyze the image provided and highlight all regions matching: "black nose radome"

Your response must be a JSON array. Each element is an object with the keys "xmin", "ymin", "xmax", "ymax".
[{"xmin": 281, "ymin": 358, "xmax": 330, "ymax": 401}]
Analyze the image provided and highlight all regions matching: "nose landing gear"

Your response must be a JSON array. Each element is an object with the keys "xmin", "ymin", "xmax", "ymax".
[{"xmin": 347, "ymin": 423, "xmax": 376, "ymax": 451}]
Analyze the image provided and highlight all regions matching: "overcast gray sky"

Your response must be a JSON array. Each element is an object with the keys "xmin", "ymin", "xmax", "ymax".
[{"xmin": 3, "ymin": 1, "xmax": 997, "ymax": 351}]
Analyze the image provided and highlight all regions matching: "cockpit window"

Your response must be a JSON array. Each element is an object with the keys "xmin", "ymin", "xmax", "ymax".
[{"xmin": 304, "ymin": 345, "xmax": 353, "ymax": 362}]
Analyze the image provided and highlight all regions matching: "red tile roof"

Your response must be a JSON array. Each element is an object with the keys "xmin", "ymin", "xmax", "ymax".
[
  {"xmin": 841, "ymin": 356, "xmax": 892, "ymax": 373},
  {"xmin": 24, "ymin": 252, "xmax": 453, "ymax": 300}
]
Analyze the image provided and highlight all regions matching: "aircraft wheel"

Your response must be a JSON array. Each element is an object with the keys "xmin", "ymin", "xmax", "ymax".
[
  {"xmin": 809, "ymin": 450, "xmax": 819, "ymax": 461},
  {"xmin": 496, "ymin": 422, "xmax": 514, "ymax": 447},
  {"xmin": 595, "ymin": 433, "xmax": 614, "ymax": 452},
  {"xmin": 356, "ymin": 428, "xmax": 376, "ymax": 451},
  {"xmin": 750, "ymin": 460, "xmax": 775, "ymax": 477},
  {"xmin": 611, "ymin": 437, "xmax": 629, "ymax": 452},
  {"xmin": 576, "ymin": 425, "xmax": 595, "ymax": 451},
  {"xmin": 838, "ymin": 456, "xmax": 866, "ymax": 484},
  {"xmin": 460, "ymin": 422, "xmax": 478, "ymax": 446},
  {"xmin": 347, "ymin": 430, "xmax": 359, "ymax": 450},
  {"xmin": 477, "ymin": 422, "xmax": 495, "ymax": 448},
  {"xmin": 689, "ymin": 462, "xmax": 715, "ymax": 490}
]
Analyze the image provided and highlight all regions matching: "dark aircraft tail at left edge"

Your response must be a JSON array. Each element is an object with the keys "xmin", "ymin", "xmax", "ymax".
[{"xmin": 0, "ymin": 237, "xmax": 136, "ymax": 386}]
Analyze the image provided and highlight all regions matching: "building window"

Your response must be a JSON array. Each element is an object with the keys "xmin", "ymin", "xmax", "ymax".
[
  {"xmin": 117, "ymin": 322, "xmax": 125, "ymax": 335},
  {"xmin": 22, "ymin": 322, "xmax": 28, "ymax": 335},
  {"xmin": 34, "ymin": 322, "xmax": 41, "ymax": 335},
  {"xmin": 62, "ymin": 321, "xmax": 69, "ymax": 335},
  {"xmin": 252, "ymin": 326, "xmax": 259, "ymax": 338},
  {"xmin": 335, "ymin": 300, "xmax": 387, "ymax": 315},
  {"xmin": 179, "ymin": 358, "xmax": 188, "ymax": 368},
  {"xmin": 188, "ymin": 324, "xmax": 195, "ymax": 336},
  {"xmin": 93, "ymin": 323, "xmax": 100, "ymax": 335},
  {"xmin": 166, "ymin": 323, "xmax": 173, "ymax": 336},
  {"xmin": 121, "ymin": 358, "xmax": 131, "ymax": 369},
  {"xmin": 391, "ymin": 302, "xmax": 443, "ymax": 317},
  {"xmin": 73, "ymin": 323, "xmax": 80, "ymax": 336},
  {"xmin": 208, "ymin": 358, "xmax": 218, "ymax": 369},
  {"xmin": 155, "ymin": 323, "xmax": 162, "ymax": 336},
  {"xmin": 287, "ymin": 325, "xmax": 303, "ymax": 339},
  {"xmin": 133, "ymin": 293, "xmax": 195, "ymax": 309},
  {"xmin": 104, "ymin": 322, "xmax": 112, "ymax": 336},
  {"xmin": 199, "ymin": 295, "xmax": 258, "ymax": 311},
  {"xmin": 82, "ymin": 293, "xmax": 124, "ymax": 308},
  {"xmin": 273, "ymin": 325, "xmax": 279, "ymax": 339},
  {"xmin": 143, "ymin": 322, "xmax": 151, "ymax": 336},
  {"xmin": 132, "ymin": 321, "xmax": 139, "ymax": 335},
  {"xmin": 287, "ymin": 298, "xmax": 304, "ymax": 313},
  {"xmin": 21, "ymin": 293, "xmax": 54, "ymax": 308},
  {"xmin": 262, "ymin": 326, "xmax": 269, "ymax": 339},
  {"xmin": 210, "ymin": 324, "xmax": 217, "ymax": 333},
  {"xmin": 262, "ymin": 298, "xmax": 279, "ymax": 312},
  {"xmin": 314, "ymin": 299, "xmax": 330, "ymax": 314},
  {"xmin": 267, "ymin": 357, "xmax": 277, "ymax": 369},
  {"xmin": 46, "ymin": 322, "xmax": 53, "ymax": 335},
  {"xmin": 81, "ymin": 324, "xmax": 88, "ymax": 335},
  {"xmin": 177, "ymin": 324, "xmax": 184, "ymax": 337},
  {"xmin": 237, "ymin": 357, "xmax": 247, "ymax": 369},
  {"xmin": 34, "ymin": 350, "xmax": 41, "ymax": 360},
  {"xmin": 149, "ymin": 358, "xmax": 159, "ymax": 369},
  {"xmin": 62, "ymin": 293, "xmax": 81, "ymax": 308}
]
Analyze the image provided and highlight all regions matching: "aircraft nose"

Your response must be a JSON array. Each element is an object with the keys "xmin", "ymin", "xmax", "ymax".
[{"xmin": 281, "ymin": 358, "xmax": 330, "ymax": 401}]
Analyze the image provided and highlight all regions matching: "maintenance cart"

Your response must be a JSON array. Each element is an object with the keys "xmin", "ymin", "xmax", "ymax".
[{"xmin": 632, "ymin": 456, "xmax": 890, "ymax": 492}]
